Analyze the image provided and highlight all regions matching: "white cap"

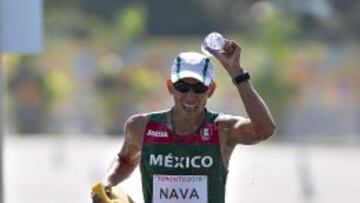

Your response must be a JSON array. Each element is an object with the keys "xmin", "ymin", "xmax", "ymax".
[{"xmin": 170, "ymin": 52, "xmax": 214, "ymax": 86}]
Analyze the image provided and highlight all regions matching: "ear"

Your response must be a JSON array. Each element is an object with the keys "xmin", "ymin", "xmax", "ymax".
[
  {"xmin": 207, "ymin": 81, "xmax": 217, "ymax": 98},
  {"xmin": 166, "ymin": 79, "xmax": 174, "ymax": 95}
]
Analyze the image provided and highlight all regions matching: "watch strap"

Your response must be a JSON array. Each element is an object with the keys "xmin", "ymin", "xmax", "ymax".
[{"xmin": 232, "ymin": 72, "xmax": 250, "ymax": 85}]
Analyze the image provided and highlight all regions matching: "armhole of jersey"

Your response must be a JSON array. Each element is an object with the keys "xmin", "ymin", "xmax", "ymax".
[
  {"xmin": 142, "ymin": 112, "xmax": 167, "ymax": 142},
  {"xmin": 205, "ymin": 110, "xmax": 219, "ymax": 123},
  {"xmin": 205, "ymin": 110, "xmax": 220, "ymax": 141},
  {"xmin": 148, "ymin": 112, "xmax": 167, "ymax": 123},
  {"xmin": 207, "ymin": 111, "xmax": 229, "ymax": 172}
]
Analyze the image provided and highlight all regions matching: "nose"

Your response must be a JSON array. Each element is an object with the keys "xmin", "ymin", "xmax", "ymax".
[
  {"xmin": 182, "ymin": 90, "xmax": 198, "ymax": 102},
  {"xmin": 184, "ymin": 89, "xmax": 197, "ymax": 96}
]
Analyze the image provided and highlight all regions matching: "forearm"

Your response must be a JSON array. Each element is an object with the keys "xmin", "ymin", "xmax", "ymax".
[
  {"xmin": 233, "ymin": 71, "xmax": 276, "ymax": 136},
  {"xmin": 212, "ymin": 39, "xmax": 275, "ymax": 138},
  {"xmin": 103, "ymin": 155, "xmax": 138, "ymax": 187}
]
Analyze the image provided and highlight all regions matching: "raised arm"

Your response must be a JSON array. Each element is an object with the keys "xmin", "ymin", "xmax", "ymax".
[{"xmin": 210, "ymin": 40, "xmax": 276, "ymax": 145}]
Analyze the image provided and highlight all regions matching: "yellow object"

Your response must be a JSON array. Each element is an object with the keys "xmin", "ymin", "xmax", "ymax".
[{"xmin": 92, "ymin": 182, "xmax": 134, "ymax": 203}]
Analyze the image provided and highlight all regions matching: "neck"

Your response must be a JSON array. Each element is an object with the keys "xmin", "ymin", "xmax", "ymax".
[{"xmin": 170, "ymin": 107, "xmax": 206, "ymax": 135}]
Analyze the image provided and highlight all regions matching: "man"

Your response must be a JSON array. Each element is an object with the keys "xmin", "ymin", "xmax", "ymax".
[{"xmin": 92, "ymin": 39, "xmax": 275, "ymax": 203}]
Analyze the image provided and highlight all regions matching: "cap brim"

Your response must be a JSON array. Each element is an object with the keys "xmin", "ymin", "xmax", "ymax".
[{"xmin": 171, "ymin": 70, "xmax": 211, "ymax": 86}]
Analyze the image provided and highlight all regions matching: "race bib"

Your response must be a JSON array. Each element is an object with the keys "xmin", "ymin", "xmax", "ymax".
[{"xmin": 152, "ymin": 175, "xmax": 208, "ymax": 203}]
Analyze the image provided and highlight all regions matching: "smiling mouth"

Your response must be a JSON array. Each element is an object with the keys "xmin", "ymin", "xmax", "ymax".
[{"xmin": 182, "ymin": 103, "xmax": 198, "ymax": 112}]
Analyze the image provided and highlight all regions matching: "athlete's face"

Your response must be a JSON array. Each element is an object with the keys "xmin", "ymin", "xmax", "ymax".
[{"xmin": 167, "ymin": 78, "xmax": 216, "ymax": 115}]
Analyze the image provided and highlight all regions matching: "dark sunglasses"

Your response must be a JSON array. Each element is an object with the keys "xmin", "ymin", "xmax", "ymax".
[{"xmin": 173, "ymin": 80, "xmax": 209, "ymax": 94}]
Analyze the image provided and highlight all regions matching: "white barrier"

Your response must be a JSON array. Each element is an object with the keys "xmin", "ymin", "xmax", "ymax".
[{"xmin": 4, "ymin": 135, "xmax": 360, "ymax": 203}]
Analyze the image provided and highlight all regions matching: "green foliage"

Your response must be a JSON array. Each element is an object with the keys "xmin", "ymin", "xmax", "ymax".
[{"xmin": 113, "ymin": 4, "xmax": 147, "ymax": 44}]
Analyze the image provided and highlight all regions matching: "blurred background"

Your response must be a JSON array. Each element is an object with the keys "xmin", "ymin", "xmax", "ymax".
[{"xmin": 1, "ymin": 0, "xmax": 360, "ymax": 202}]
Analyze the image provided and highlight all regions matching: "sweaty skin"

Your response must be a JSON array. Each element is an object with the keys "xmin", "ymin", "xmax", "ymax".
[{"xmin": 93, "ymin": 40, "xmax": 275, "ymax": 202}]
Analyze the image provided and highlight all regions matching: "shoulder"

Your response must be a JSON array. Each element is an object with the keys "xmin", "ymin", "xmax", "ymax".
[
  {"xmin": 125, "ymin": 109, "xmax": 169, "ymax": 132},
  {"xmin": 124, "ymin": 111, "xmax": 159, "ymax": 145},
  {"xmin": 125, "ymin": 113, "xmax": 148, "ymax": 132}
]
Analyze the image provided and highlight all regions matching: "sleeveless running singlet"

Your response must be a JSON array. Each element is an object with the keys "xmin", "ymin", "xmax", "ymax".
[{"xmin": 140, "ymin": 110, "xmax": 227, "ymax": 203}]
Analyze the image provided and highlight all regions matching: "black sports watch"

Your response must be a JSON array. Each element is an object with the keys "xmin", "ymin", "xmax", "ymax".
[{"xmin": 232, "ymin": 72, "xmax": 250, "ymax": 85}]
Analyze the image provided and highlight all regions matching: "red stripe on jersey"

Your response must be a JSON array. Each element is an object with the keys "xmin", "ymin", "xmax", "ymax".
[{"xmin": 143, "ymin": 121, "xmax": 219, "ymax": 145}]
